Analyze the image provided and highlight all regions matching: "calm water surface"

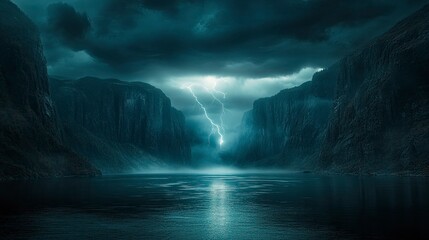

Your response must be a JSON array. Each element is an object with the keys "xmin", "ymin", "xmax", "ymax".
[{"xmin": 1, "ymin": 173, "xmax": 428, "ymax": 239}]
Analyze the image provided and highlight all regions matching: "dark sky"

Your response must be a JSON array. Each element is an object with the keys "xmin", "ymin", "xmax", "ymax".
[{"xmin": 12, "ymin": 0, "xmax": 429, "ymax": 147}]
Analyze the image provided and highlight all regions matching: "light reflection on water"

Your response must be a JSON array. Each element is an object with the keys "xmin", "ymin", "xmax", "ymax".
[
  {"xmin": 0, "ymin": 173, "xmax": 428, "ymax": 239},
  {"xmin": 209, "ymin": 180, "xmax": 228, "ymax": 231}
]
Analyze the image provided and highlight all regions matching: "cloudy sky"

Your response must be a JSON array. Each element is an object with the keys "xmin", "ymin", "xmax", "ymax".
[{"xmin": 12, "ymin": 0, "xmax": 429, "ymax": 148}]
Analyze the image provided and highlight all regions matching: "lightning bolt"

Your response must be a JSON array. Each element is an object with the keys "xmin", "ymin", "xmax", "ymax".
[
  {"xmin": 183, "ymin": 82, "xmax": 226, "ymax": 146},
  {"xmin": 204, "ymin": 83, "xmax": 226, "ymax": 134}
]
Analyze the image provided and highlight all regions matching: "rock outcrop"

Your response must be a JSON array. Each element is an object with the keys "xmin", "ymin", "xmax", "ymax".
[
  {"xmin": 319, "ymin": 4, "xmax": 429, "ymax": 173},
  {"xmin": 50, "ymin": 77, "xmax": 191, "ymax": 173},
  {"xmin": 234, "ymin": 65, "xmax": 338, "ymax": 167},
  {"xmin": 0, "ymin": 0, "xmax": 99, "ymax": 180}
]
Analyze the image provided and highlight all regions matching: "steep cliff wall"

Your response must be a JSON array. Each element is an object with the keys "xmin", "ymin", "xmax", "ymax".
[
  {"xmin": 235, "ymin": 4, "xmax": 429, "ymax": 173},
  {"xmin": 0, "ymin": 0, "xmax": 99, "ymax": 180},
  {"xmin": 320, "ymin": 4, "xmax": 429, "ymax": 173},
  {"xmin": 235, "ymin": 66, "xmax": 338, "ymax": 167},
  {"xmin": 50, "ymin": 77, "xmax": 191, "ymax": 172}
]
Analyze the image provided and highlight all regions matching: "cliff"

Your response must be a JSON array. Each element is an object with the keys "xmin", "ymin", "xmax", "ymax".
[
  {"xmin": 0, "ymin": 0, "xmax": 99, "ymax": 180},
  {"xmin": 50, "ymin": 77, "xmax": 191, "ymax": 173},
  {"xmin": 235, "ymin": 65, "xmax": 338, "ymax": 167},
  {"xmin": 235, "ymin": 4, "xmax": 429, "ymax": 173},
  {"xmin": 319, "ymin": 4, "xmax": 429, "ymax": 173}
]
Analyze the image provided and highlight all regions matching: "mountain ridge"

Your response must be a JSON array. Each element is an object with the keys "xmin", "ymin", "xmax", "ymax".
[{"xmin": 50, "ymin": 76, "xmax": 192, "ymax": 173}]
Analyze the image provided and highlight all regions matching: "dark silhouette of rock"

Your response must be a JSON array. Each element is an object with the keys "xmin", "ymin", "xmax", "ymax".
[
  {"xmin": 0, "ymin": 0, "xmax": 100, "ymax": 180},
  {"xmin": 234, "ymin": 65, "xmax": 338, "ymax": 167},
  {"xmin": 320, "ymin": 4, "xmax": 429, "ymax": 173},
  {"xmin": 50, "ymin": 77, "xmax": 191, "ymax": 173}
]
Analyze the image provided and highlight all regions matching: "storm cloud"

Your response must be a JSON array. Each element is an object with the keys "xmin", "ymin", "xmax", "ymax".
[
  {"xmin": 13, "ymin": 0, "xmax": 429, "ymax": 79},
  {"xmin": 46, "ymin": 2, "xmax": 90, "ymax": 50}
]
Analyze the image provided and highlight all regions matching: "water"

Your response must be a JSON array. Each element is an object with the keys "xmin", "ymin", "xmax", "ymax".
[{"xmin": 1, "ymin": 173, "xmax": 428, "ymax": 239}]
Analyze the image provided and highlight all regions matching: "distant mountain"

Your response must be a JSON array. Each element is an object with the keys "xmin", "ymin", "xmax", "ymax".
[
  {"xmin": 0, "ymin": 0, "xmax": 99, "ymax": 180},
  {"xmin": 50, "ymin": 77, "xmax": 191, "ymax": 173},
  {"xmin": 234, "ymin": 65, "xmax": 338, "ymax": 167},
  {"xmin": 234, "ymin": 4, "xmax": 429, "ymax": 174}
]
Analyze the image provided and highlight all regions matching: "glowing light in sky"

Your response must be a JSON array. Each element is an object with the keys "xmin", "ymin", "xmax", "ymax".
[
  {"xmin": 182, "ymin": 78, "xmax": 226, "ymax": 146},
  {"xmin": 171, "ymin": 69, "xmax": 324, "ymax": 147}
]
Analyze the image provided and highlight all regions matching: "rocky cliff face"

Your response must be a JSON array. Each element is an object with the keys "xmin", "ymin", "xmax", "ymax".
[
  {"xmin": 0, "ymin": 0, "xmax": 99, "ymax": 180},
  {"xmin": 235, "ymin": 4, "xmax": 429, "ymax": 173},
  {"xmin": 320, "ymin": 4, "xmax": 429, "ymax": 173},
  {"xmin": 50, "ymin": 77, "xmax": 191, "ymax": 172},
  {"xmin": 235, "ymin": 65, "xmax": 338, "ymax": 167}
]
